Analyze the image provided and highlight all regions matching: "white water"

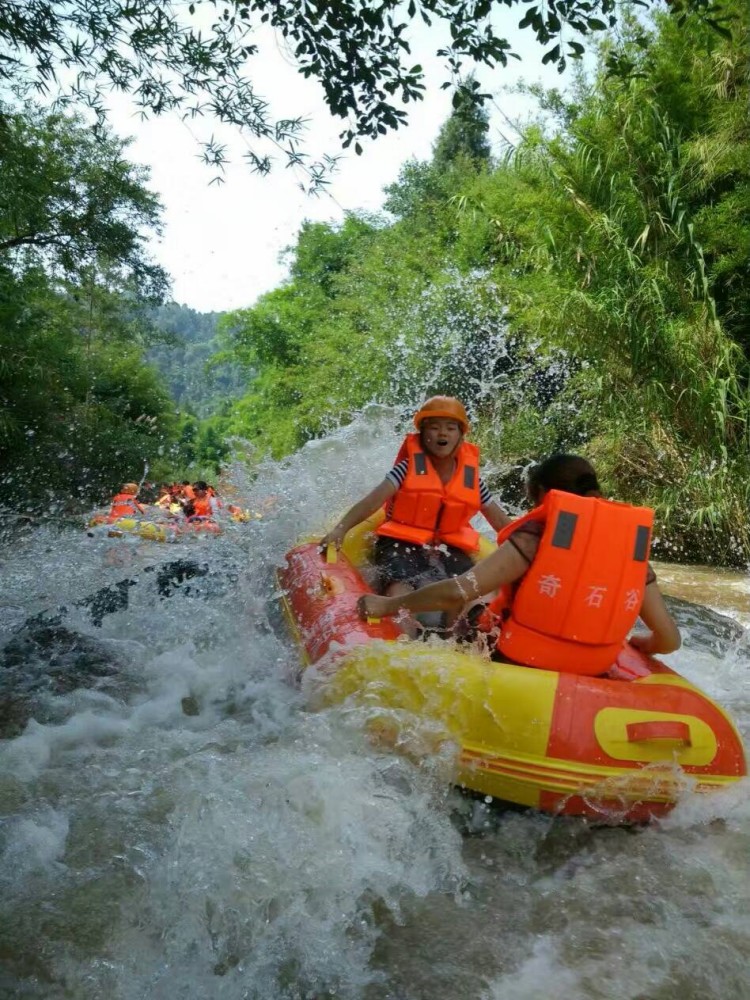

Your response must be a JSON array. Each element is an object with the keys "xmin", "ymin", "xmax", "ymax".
[{"xmin": 1, "ymin": 407, "xmax": 750, "ymax": 1000}]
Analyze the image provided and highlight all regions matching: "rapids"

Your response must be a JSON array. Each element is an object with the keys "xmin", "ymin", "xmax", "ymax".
[{"xmin": 1, "ymin": 408, "xmax": 749, "ymax": 1000}]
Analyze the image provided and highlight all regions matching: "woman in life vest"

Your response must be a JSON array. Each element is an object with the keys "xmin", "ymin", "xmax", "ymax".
[
  {"xmin": 107, "ymin": 483, "xmax": 145, "ymax": 523},
  {"xmin": 320, "ymin": 396, "xmax": 512, "ymax": 614},
  {"xmin": 155, "ymin": 484, "xmax": 171, "ymax": 508},
  {"xmin": 184, "ymin": 481, "xmax": 213, "ymax": 519},
  {"xmin": 358, "ymin": 455, "xmax": 680, "ymax": 674}
]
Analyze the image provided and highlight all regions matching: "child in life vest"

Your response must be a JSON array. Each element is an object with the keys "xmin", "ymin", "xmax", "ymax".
[
  {"xmin": 320, "ymin": 396, "xmax": 512, "ymax": 611},
  {"xmin": 207, "ymin": 484, "xmax": 222, "ymax": 515},
  {"xmin": 184, "ymin": 481, "xmax": 212, "ymax": 519},
  {"xmin": 107, "ymin": 483, "xmax": 145, "ymax": 522},
  {"xmin": 357, "ymin": 454, "xmax": 681, "ymax": 672}
]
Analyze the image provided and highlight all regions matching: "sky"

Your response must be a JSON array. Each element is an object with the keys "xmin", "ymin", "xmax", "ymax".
[{"xmin": 106, "ymin": 15, "xmax": 576, "ymax": 314}]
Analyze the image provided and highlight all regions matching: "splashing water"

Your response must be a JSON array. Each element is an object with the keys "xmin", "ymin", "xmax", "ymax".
[{"xmin": 1, "ymin": 407, "xmax": 750, "ymax": 1000}]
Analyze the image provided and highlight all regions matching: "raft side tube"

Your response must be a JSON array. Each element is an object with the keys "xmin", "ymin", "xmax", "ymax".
[{"xmin": 280, "ymin": 539, "xmax": 747, "ymax": 820}]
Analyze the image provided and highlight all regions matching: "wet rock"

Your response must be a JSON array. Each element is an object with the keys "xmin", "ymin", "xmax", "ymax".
[
  {"xmin": 0, "ymin": 622, "xmax": 125, "ymax": 738},
  {"xmin": 665, "ymin": 595, "xmax": 747, "ymax": 659},
  {"xmin": 152, "ymin": 559, "xmax": 209, "ymax": 598},
  {"xmin": 0, "ymin": 558, "xmax": 225, "ymax": 738},
  {"xmin": 77, "ymin": 579, "xmax": 138, "ymax": 626},
  {"xmin": 181, "ymin": 695, "xmax": 200, "ymax": 717}
]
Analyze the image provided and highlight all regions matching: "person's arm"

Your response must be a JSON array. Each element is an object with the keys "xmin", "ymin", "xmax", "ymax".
[
  {"xmin": 629, "ymin": 582, "xmax": 681, "ymax": 655},
  {"xmin": 358, "ymin": 541, "xmax": 528, "ymax": 619},
  {"xmin": 320, "ymin": 478, "xmax": 397, "ymax": 550},
  {"xmin": 481, "ymin": 499, "xmax": 513, "ymax": 532}
]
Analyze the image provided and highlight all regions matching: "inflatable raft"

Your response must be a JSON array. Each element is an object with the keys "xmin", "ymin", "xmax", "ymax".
[
  {"xmin": 87, "ymin": 513, "xmax": 178, "ymax": 542},
  {"xmin": 87, "ymin": 510, "xmax": 223, "ymax": 540},
  {"xmin": 279, "ymin": 518, "xmax": 746, "ymax": 822}
]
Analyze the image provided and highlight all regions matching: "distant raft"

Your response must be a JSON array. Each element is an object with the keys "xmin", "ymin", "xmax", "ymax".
[
  {"xmin": 87, "ymin": 513, "xmax": 179, "ymax": 543},
  {"xmin": 86, "ymin": 504, "xmax": 265, "ymax": 541},
  {"xmin": 278, "ymin": 514, "xmax": 747, "ymax": 824},
  {"xmin": 87, "ymin": 510, "xmax": 220, "ymax": 541}
]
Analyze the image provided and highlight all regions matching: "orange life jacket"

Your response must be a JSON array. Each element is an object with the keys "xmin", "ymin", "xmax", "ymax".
[
  {"xmin": 190, "ymin": 497, "xmax": 212, "ymax": 518},
  {"xmin": 107, "ymin": 492, "xmax": 143, "ymax": 522},
  {"xmin": 375, "ymin": 434, "xmax": 482, "ymax": 553},
  {"xmin": 489, "ymin": 490, "xmax": 654, "ymax": 675}
]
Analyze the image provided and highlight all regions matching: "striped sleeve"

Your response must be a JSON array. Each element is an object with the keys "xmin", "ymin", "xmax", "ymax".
[
  {"xmin": 385, "ymin": 459, "xmax": 409, "ymax": 489},
  {"xmin": 479, "ymin": 477, "xmax": 492, "ymax": 506}
]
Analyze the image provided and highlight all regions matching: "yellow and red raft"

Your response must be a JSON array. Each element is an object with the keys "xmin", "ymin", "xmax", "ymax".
[
  {"xmin": 278, "ymin": 519, "xmax": 746, "ymax": 822},
  {"xmin": 87, "ymin": 510, "xmax": 224, "ymax": 541}
]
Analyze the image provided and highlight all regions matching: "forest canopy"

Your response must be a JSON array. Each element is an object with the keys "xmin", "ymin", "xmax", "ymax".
[
  {"xmin": 0, "ymin": 104, "xmax": 226, "ymax": 510},
  {"xmin": 0, "ymin": 0, "xmax": 735, "ymax": 176},
  {"xmin": 218, "ymin": 0, "xmax": 750, "ymax": 565},
  {"xmin": 2, "ymin": 0, "xmax": 749, "ymax": 567}
]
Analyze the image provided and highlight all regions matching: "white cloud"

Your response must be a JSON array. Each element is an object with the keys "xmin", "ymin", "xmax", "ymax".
[{"xmin": 106, "ymin": 20, "xmax": 572, "ymax": 313}]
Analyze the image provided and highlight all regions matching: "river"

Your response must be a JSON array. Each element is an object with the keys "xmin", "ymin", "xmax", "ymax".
[{"xmin": 1, "ymin": 408, "xmax": 749, "ymax": 999}]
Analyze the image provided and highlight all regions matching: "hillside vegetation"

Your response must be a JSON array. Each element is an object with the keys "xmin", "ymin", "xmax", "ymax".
[
  {"xmin": 0, "ymin": 107, "xmax": 237, "ymax": 513},
  {"xmin": 218, "ymin": 2, "xmax": 750, "ymax": 565},
  {"xmin": 2, "ymin": 3, "xmax": 748, "ymax": 565}
]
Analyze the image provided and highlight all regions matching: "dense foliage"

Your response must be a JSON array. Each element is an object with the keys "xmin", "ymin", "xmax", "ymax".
[
  {"xmin": 147, "ymin": 302, "xmax": 245, "ymax": 416},
  {"xmin": 0, "ymin": 104, "xmax": 186, "ymax": 513},
  {"xmin": 2, "ymin": 2, "xmax": 749, "ymax": 564},
  {"xmin": 0, "ymin": 0, "xmax": 731, "ymax": 177},
  {"xmin": 146, "ymin": 302, "xmax": 245, "ymax": 479},
  {"xmin": 221, "ymin": 2, "xmax": 750, "ymax": 565}
]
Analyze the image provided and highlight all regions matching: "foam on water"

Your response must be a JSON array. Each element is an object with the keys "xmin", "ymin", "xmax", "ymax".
[{"xmin": 2, "ymin": 407, "xmax": 750, "ymax": 999}]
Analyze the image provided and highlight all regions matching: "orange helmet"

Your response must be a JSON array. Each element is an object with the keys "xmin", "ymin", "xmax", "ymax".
[{"xmin": 413, "ymin": 396, "xmax": 470, "ymax": 433}]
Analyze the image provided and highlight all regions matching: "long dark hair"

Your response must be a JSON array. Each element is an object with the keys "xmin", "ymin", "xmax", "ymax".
[{"xmin": 526, "ymin": 454, "xmax": 601, "ymax": 504}]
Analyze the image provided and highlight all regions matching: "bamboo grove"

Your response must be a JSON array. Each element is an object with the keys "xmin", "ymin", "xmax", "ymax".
[
  {"xmin": 217, "ymin": 1, "xmax": 750, "ymax": 565},
  {"xmin": 1, "ymin": 1, "xmax": 749, "ymax": 564}
]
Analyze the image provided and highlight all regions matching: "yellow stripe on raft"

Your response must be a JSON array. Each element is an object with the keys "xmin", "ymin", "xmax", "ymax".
[
  {"xmin": 308, "ymin": 641, "xmax": 738, "ymax": 808},
  {"xmin": 107, "ymin": 517, "xmax": 171, "ymax": 542},
  {"xmin": 310, "ymin": 641, "xmax": 558, "ymax": 758},
  {"xmin": 458, "ymin": 743, "xmax": 733, "ymax": 806}
]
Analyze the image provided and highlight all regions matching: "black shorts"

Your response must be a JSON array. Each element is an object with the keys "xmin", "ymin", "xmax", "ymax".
[{"xmin": 372, "ymin": 536, "xmax": 475, "ymax": 591}]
